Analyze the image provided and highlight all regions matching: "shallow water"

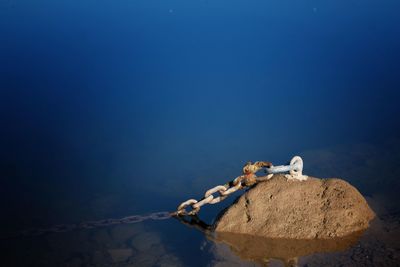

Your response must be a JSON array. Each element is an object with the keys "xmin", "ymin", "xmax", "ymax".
[{"xmin": 1, "ymin": 0, "xmax": 400, "ymax": 266}]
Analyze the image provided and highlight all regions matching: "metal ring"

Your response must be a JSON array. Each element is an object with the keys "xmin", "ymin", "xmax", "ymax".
[
  {"xmin": 209, "ymin": 195, "xmax": 227, "ymax": 204},
  {"xmin": 289, "ymin": 156, "xmax": 303, "ymax": 175},
  {"xmin": 192, "ymin": 195, "xmax": 213, "ymax": 209},
  {"xmin": 205, "ymin": 185, "xmax": 227, "ymax": 204},
  {"xmin": 232, "ymin": 175, "xmax": 244, "ymax": 186},
  {"xmin": 221, "ymin": 182, "xmax": 242, "ymax": 196},
  {"xmin": 177, "ymin": 199, "xmax": 199, "ymax": 215}
]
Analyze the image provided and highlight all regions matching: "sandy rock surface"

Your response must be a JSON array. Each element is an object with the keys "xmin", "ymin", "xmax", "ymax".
[{"xmin": 214, "ymin": 175, "xmax": 375, "ymax": 239}]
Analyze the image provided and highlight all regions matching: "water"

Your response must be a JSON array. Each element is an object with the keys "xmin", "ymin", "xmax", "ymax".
[{"xmin": 1, "ymin": 0, "xmax": 400, "ymax": 266}]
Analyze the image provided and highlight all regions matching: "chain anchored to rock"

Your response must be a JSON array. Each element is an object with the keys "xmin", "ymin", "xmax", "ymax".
[
  {"xmin": 175, "ymin": 156, "xmax": 307, "ymax": 216},
  {"xmin": 6, "ymin": 156, "xmax": 307, "ymax": 239}
]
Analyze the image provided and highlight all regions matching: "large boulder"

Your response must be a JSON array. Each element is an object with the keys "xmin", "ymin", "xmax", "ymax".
[{"xmin": 214, "ymin": 175, "xmax": 375, "ymax": 239}]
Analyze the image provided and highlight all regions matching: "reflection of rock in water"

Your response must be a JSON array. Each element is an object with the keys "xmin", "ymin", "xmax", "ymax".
[
  {"xmin": 175, "ymin": 215, "xmax": 364, "ymax": 266},
  {"xmin": 207, "ymin": 214, "xmax": 400, "ymax": 267},
  {"xmin": 299, "ymin": 215, "xmax": 400, "ymax": 267},
  {"xmin": 210, "ymin": 231, "xmax": 363, "ymax": 266}
]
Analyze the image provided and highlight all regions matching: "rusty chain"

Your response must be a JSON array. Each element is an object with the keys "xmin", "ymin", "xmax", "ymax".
[
  {"xmin": 175, "ymin": 156, "xmax": 307, "ymax": 216},
  {"xmin": 176, "ymin": 175, "xmax": 261, "ymax": 216},
  {"xmin": 5, "ymin": 156, "xmax": 306, "ymax": 239}
]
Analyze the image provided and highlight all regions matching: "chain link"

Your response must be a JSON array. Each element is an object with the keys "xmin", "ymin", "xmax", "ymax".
[
  {"xmin": 176, "ymin": 170, "xmax": 265, "ymax": 216},
  {"xmin": 176, "ymin": 156, "xmax": 307, "ymax": 216},
  {"xmin": 176, "ymin": 176, "xmax": 247, "ymax": 216}
]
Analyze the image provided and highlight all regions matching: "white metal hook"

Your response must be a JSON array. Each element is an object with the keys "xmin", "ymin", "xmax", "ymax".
[{"xmin": 285, "ymin": 156, "xmax": 308, "ymax": 181}]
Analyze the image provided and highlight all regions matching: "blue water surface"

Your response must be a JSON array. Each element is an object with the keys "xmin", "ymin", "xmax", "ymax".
[{"xmin": 1, "ymin": 0, "xmax": 400, "ymax": 266}]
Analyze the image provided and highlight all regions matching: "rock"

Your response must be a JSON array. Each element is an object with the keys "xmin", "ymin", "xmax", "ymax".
[
  {"xmin": 65, "ymin": 257, "xmax": 83, "ymax": 267},
  {"xmin": 91, "ymin": 250, "xmax": 109, "ymax": 266},
  {"xmin": 92, "ymin": 229, "xmax": 113, "ymax": 247},
  {"xmin": 157, "ymin": 254, "xmax": 184, "ymax": 267},
  {"xmin": 127, "ymin": 244, "xmax": 171, "ymax": 267},
  {"xmin": 130, "ymin": 232, "xmax": 161, "ymax": 251},
  {"xmin": 111, "ymin": 224, "xmax": 144, "ymax": 245},
  {"xmin": 214, "ymin": 175, "xmax": 375, "ymax": 239},
  {"xmin": 108, "ymin": 248, "xmax": 133, "ymax": 262}
]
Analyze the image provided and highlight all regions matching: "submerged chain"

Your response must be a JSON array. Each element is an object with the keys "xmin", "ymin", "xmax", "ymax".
[
  {"xmin": 11, "ymin": 211, "xmax": 172, "ymax": 238},
  {"xmin": 7, "ymin": 156, "xmax": 307, "ymax": 238}
]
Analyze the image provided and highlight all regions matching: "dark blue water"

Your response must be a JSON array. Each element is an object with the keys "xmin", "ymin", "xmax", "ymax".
[{"xmin": 1, "ymin": 0, "xmax": 400, "ymax": 266}]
